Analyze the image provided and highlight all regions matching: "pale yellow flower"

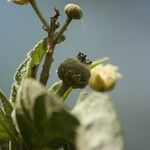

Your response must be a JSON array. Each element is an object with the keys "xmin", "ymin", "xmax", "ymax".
[{"xmin": 89, "ymin": 64, "xmax": 122, "ymax": 92}]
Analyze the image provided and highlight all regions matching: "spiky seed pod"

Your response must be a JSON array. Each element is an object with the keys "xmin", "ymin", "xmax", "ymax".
[
  {"xmin": 8, "ymin": 0, "xmax": 29, "ymax": 5},
  {"xmin": 89, "ymin": 64, "xmax": 122, "ymax": 92},
  {"xmin": 57, "ymin": 58, "xmax": 91, "ymax": 89},
  {"xmin": 65, "ymin": 3, "xmax": 83, "ymax": 20}
]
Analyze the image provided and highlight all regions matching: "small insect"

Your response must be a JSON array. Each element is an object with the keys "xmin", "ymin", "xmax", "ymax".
[{"xmin": 77, "ymin": 52, "xmax": 92, "ymax": 65}]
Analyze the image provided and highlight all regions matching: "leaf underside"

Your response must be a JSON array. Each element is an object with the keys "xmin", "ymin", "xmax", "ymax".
[
  {"xmin": 0, "ymin": 109, "xmax": 18, "ymax": 141},
  {"xmin": 15, "ymin": 79, "xmax": 79, "ymax": 149},
  {"xmin": 72, "ymin": 91, "xmax": 124, "ymax": 150}
]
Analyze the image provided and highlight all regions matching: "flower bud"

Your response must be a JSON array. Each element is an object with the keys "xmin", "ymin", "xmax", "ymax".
[
  {"xmin": 89, "ymin": 64, "xmax": 122, "ymax": 92},
  {"xmin": 8, "ymin": 0, "xmax": 29, "ymax": 5},
  {"xmin": 65, "ymin": 3, "xmax": 83, "ymax": 20},
  {"xmin": 57, "ymin": 58, "xmax": 91, "ymax": 89}
]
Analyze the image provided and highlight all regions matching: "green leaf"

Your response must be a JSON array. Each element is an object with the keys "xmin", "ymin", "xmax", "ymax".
[
  {"xmin": 48, "ymin": 81, "xmax": 62, "ymax": 93},
  {"xmin": 46, "ymin": 138, "xmax": 75, "ymax": 150},
  {"xmin": 0, "ymin": 109, "xmax": 18, "ymax": 141},
  {"xmin": 0, "ymin": 90, "xmax": 13, "ymax": 116},
  {"xmin": 48, "ymin": 81, "xmax": 72, "ymax": 103},
  {"xmin": 14, "ymin": 111, "xmax": 38, "ymax": 146},
  {"xmin": 0, "ymin": 140, "xmax": 9, "ymax": 150},
  {"xmin": 15, "ymin": 79, "xmax": 79, "ymax": 149},
  {"xmin": 10, "ymin": 38, "xmax": 47, "ymax": 102},
  {"xmin": 72, "ymin": 91, "xmax": 124, "ymax": 150}
]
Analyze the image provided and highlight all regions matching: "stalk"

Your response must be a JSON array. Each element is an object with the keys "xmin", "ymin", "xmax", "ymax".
[{"xmin": 29, "ymin": 0, "xmax": 49, "ymax": 30}]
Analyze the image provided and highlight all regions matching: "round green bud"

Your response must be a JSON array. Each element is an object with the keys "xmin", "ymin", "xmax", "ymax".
[
  {"xmin": 64, "ymin": 3, "xmax": 83, "ymax": 20},
  {"xmin": 57, "ymin": 58, "xmax": 91, "ymax": 89},
  {"xmin": 9, "ymin": 0, "xmax": 29, "ymax": 5}
]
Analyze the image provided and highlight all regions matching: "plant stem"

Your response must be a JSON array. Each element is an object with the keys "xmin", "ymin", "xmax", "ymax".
[
  {"xmin": 39, "ymin": 44, "xmax": 55, "ymax": 85},
  {"xmin": 54, "ymin": 17, "xmax": 72, "ymax": 42},
  {"xmin": 56, "ymin": 82, "xmax": 70, "ymax": 102},
  {"xmin": 29, "ymin": 0, "xmax": 49, "ymax": 30},
  {"xmin": 40, "ymin": 12, "xmax": 73, "ymax": 85},
  {"xmin": 39, "ymin": 8, "xmax": 59, "ymax": 85}
]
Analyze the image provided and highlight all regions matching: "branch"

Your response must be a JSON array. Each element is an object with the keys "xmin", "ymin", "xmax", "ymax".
[{"xmin": 39, "ymin": 8, "xmax": 60, "ymax": 85}]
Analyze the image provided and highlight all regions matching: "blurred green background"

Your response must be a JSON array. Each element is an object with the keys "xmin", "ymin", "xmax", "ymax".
[{"xmin": 0, "ymin": 0, "xmax": 150, "ymax": 149}]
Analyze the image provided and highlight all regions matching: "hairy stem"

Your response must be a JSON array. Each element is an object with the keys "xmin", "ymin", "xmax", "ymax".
[
  {"xmin": 39, "ymin": 8, "xmax": 59, "ymax": 85},
  {"xmin": 54, "ymin": 17, "xmax": 72, "ymax": 42},
  {"xmin": 39, "ymin": 44, "xmax": 55, "ymax": 85},
  {"xmin": 40, "ymin": 10, "xmax": 73, "ymax": 85},
  {"xmin": 29, "ymin": 0, "xmax": 49, "ymax": 30},
  {"xmin": 56, "ymin": 82, "xmax": 70, "ymax": 101}
]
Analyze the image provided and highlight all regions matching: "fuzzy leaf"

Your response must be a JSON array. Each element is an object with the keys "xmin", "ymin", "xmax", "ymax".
[
  {"xmin": 10, "ymin": 38, "xmax": 47, "ymax": 102},
  {"xmin": 0, "ymin": 90, "xmax": 13, "ymax": 116},
  {"xmin": 46, "ymin": 138, "xmax": 75, "ymax": 150},
  {"xmin": 48, "ymin": 81, "xmax": 62, "ymax": 93},
  {"xmin": 72, "ymin": 91, "xmax": 124, "ymax": 150},
  {"xmin": 15, "ymin": 79, "xmax": 79, "ymax": 149},
  {"xmin": 0, "ymin": 109, "xmax": 18, "ymax": 141}
]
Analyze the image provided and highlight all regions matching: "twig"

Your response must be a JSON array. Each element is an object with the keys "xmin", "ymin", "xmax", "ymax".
[
  {"xmin": 54, "ymin": 17, "xmax": 72, "ymax": 42},
  {"xmin": 29, "ymin": 0, "xmax": 50, "ymax": 30},
  {"xmin": 39, "ymin": 8, "xmax": 60, "ymax": 85}
]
